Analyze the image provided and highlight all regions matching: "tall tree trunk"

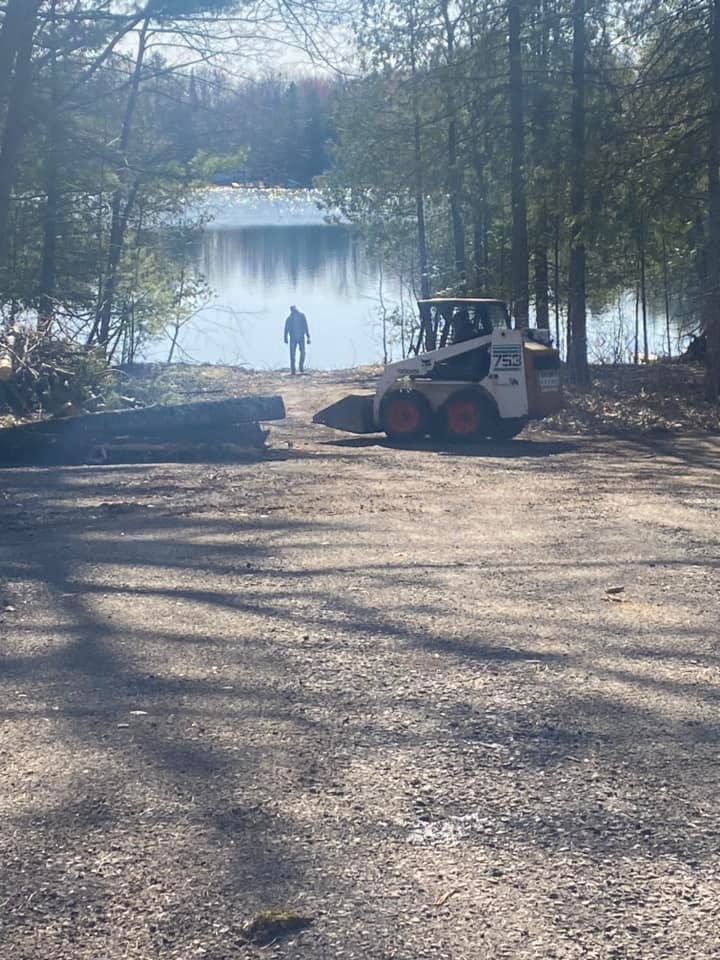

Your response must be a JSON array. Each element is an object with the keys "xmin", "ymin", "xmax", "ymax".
[
  {"xmin": 473, "ymin": 215, "xmax": 485, "ymax": 293},
  {"xmin": 94, "ymin": 18, "xmax": 150, "ymax": 348},
  {"xmin": 534, "ymin": 237, "xmax": 550, "ymax": 328},
  {"xmin": 639, "ymin": 224, "xmax": 649, "ymax": 362},
  {"xmin": 500, "ymin": 235, "xmax": 507, "ymax": 297},
  {"xmin": 508, "ymin": 2, "xmax": 529, "ymax": 328},
  {"xmin": 441, "ymin": 0, "xmax": 465, "ymax": 290},
  {"xmin": 634, "ymin": 279, "xmax": 640, "ymax": 365},
  {"xmin": 662, "ymin": 232, "xmax": 672, "ymax": 357},
  {"xmin": 38, "ymin": 0, "xmax": 60, "ymax": 335},
  {"xmin": 409, "ymin": 11, "xmax": 431, "ymax": 303},
  {"xmin": 0, "ymin": 0, "xmax": 43, "ymax": 269},
  {"xmin": 413, "ymin": 114, "xmax": 430, "ymax": 301},
  {"xmin": 0, "ymin": 0, "xmax": 24, "ymax": 102},
  {"xmin": 532, "ymin": 0, "xmax": 550, "ymax": 328},
  {"xmin": 554, "ymin": 218, "xmax": 561, "ymax": 352},
  {"xmin": 706, "ymin": 0, "xmax": 720, "ymax": 399},
  {"xmin": 92, "ymin": 177, "xmax": 141, "ymax": 346},
  {"xmin": 470, "ymin": 12, "xmax": 490, "ymax": 298},
  {"xmin": 38, "ymin": 137, "xmax": 60, "ymax": 333},
  {"xmin": 567, "ymin": 0, "xmax": 589, "ymax": 385},
  {"xmin": 508, "ymin": 2, "xmax": 529, "ymax": 327},
  {"xmin": 472, "ymin": 146, "xmax": 488, "ymax": 293}
]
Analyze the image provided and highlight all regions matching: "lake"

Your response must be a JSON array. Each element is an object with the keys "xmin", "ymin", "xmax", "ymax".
[
  {"xmin": 146, "ymin": 188, "xmax": 386, "ymax": 370},
  {"xmin": 145, "ymin": 188, "xmax": 682, "ymax": 369}
]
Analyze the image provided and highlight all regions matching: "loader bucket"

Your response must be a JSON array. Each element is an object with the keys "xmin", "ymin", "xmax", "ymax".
[{"xmin": 312, "ymin": 394, "xmax": 376, "ymax": 434}]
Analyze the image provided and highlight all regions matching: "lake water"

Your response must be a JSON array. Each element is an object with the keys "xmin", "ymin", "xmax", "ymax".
[
  {"xmin": 145, "ymin": 188, "xmax": 684, "ymax": 369},
  {"xmin": 147, "ymin": 189, "xmax": 386, "ymax": 370}
]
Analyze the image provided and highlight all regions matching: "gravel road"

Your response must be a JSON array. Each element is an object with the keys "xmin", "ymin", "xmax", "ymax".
[{"xmin": 1, "ymin": 370, "xmax": 719, "ymax": 959}]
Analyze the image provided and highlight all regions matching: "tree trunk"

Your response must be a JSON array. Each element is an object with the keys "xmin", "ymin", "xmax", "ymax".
[
  {"xmin": 662, "ymin": 232, "xmax": 672, "ymax": 357},
  {"xmin": 0, "ymin": 0, "xmax": 24, "ymax": 103},
  {"xmin": 508, "ymin": 1, "xmax": 529, "ymax": 328},
  {"xmin": 413, "ymin": 124, "xmax": 431, "ymax": 302},
  {"xmin": 38, "ymin": 134, "xmax": 60, "ymax": 334},
  {"xmin": 472, "ymin": 146, "xmax": 488, "ymax": 293},
  {"xmin": 534, "ymin": 237, "xmax": 550, "ymax": 328},
  {"xmin": 377, "ymin": 259, "xmax": 388, "ymax": 366},
  {"xmin": 554, "ymin": 220, "xmax": 561, "ymax": 353},
  {"xmin": 706, "ymin": 0, "xmax": 720, "ymax": 399},
  {"xmin": 634, "ymin": 279, "xmax": 640, "ymax": 365},
  {"xmin": 0, "ymin": 0, "xmax": 43, "ymax": 269},
  {"xmin": 94, "ymin": 18, "xmax": 150, "ymax": 348},
  {"xmin": 473, "ymin": 216, "xmax": 485, "ymax": 293},
  {"xmin": 411, "ymin": 73, "xmax": 430, "ymax": 300},
  {"xmin": 38, "ymin": 0, "xmax": 60, "ymax": 335},
  {"xmin": 532, "ymin": 1, "xmax": 550, "ymax": 329},
  {"xmin": 406, "ymin": 8, "xmax": 431, "ymax": 303},
  {"xmin": 640, "ymin": 226, "xmax": 649, "ymax": 362},
  {"xmin": 441, "ymin": 0, "xmax": 465, "ymax": 290},
  {"xmin": 567, "ymin": 0, "xmax": 589, "ymax": 385},
  {"xmin": 92, "ymin": 177, "xmax": 141, "ymax": 347}
]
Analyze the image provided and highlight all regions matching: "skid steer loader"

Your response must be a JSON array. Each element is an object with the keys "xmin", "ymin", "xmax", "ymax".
[{"xmin": 313, "ymin": 298, "xmax": 563, "ymax": 442}]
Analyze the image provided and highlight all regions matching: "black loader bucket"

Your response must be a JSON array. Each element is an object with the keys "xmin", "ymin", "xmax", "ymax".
[{"xmin": 312, "ymin": 394, "xmax": 376, "ymax": 434}]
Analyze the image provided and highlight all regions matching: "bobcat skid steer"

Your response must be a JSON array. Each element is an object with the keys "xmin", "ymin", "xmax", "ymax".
[{"xmin": 313, "ymin": 298, "xmax": 563, "ymax": 442}]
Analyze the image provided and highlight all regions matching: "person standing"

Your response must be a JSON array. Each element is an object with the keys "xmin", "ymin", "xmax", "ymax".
[{"xmin": 284, "ymin": 305, "xmax": 310, "ymax": 375}]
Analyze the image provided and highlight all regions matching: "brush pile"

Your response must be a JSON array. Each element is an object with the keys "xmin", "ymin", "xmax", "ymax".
[{"xmin": 0, "ymin": 326, "xmax": 110, "ymax": 421}]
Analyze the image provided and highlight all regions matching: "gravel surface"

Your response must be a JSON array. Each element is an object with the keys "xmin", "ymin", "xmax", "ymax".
[{"xmin": 1, "ymin": 369, "xmax": 719, "ymax": 959}]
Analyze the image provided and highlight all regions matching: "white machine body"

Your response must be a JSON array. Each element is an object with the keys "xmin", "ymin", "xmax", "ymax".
[{"xmin": 373, "ymin": 327, "xmax": 529, "ymax": 425}]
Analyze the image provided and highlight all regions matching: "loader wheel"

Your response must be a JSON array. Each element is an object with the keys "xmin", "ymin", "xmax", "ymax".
[
  {"xmin": 441, "ymin": 389, "xmax": 492, "ymax": 443},
  {"xmin": 380, "ymin": 390, "xmax": 432, "ymax": 442},
  {"xmin": 487, "ymin": 417, "xmax": 527, "ymax": 441}
]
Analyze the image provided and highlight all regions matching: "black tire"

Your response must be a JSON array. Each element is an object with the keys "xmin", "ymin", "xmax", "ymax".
[
  {"xmin": 440, "ymin": 389, "xmax": 493, "ymax": 443},
  {"xmin": 486, "ymin": 417, "xmax": 527, "ymax": 441},
  {"xmin": 379, "ymin": 390, "xmax": 432, "ymax": 441}
]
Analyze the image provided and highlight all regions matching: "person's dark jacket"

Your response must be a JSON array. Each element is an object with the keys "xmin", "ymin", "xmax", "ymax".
[{"xmin": 284, "ymin": 310, "xmax": 310, "ymax": 343}]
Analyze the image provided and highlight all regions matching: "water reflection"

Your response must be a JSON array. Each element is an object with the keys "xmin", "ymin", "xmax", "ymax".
[
  {"xmin": 156, "ymin": 224, "xmax": 382, "ymax": 369},
  {"xmin": 146, "ymin": 188, "xmax": 687, "ymax": 369},
  {"xmin": 202, "ymin": 226, "xmax": 366, "ymax": 298}
]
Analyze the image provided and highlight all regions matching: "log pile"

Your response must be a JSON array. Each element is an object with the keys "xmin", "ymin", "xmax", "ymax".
[{"xmin": 0, "ymin": 395, "xmax": 286, "ymax": 466}]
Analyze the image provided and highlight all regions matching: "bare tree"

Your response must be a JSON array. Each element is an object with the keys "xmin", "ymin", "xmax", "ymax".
[
  {"xmin": 508, "ymin": 0, "xmax": 529, "ymax": 328},
  {"xmin": 567, "ymin": 0, "xmax": 589, "ymax": 385}
]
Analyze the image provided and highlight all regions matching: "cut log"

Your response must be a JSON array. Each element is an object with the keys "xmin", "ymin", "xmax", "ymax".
[
  {"xmin": 88, "ymin": 435, "xmax": 269, "ymax": 465},
  {"xmin": 0, "ymin": 395, "xmax": 284, "ymax": 466}
]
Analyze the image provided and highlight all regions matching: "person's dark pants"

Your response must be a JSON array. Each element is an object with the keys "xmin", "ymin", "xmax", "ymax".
[{"xmin": 289, "ymin": 337, "xmax": 305, "ymax": 374}]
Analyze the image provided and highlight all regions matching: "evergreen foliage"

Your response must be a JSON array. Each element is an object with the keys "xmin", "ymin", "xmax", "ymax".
[
  {"xmin": 322, "ymin": 0, "xmax": 720, "ymax": 395},
  {"xmin": 0, "ymin": 1, "xmax": 337, "ymax": 364}
]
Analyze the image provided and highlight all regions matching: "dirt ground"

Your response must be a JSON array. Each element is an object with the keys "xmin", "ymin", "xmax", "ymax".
[{"xmin": 1, "ymin": 369, "xmax": 719, "ymax": 960}]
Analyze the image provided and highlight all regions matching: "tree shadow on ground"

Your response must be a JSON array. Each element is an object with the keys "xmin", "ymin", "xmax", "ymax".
[
  {"xmin": 0, "ymin": 446, "xmax": 718, "ymax": 958},
  {"xmin": 0, "ymin": 507, "xmax": 335, "ymax": 957}
]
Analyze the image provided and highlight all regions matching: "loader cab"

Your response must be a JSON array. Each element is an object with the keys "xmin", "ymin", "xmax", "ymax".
[
  {"xmin": 417, "ymin": 298, "xmax": 510, "ymax": 350},
  {"xmin": 416, "ymin": 298, "xmax": 510, "ymax": 383}
]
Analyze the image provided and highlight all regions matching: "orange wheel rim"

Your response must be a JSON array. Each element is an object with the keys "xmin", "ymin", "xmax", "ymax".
[
  {"xmin": 387, "ymin": 398, "xmax": 421, "ymax": 434},
  {"xmin": 447, "ymin": 399, "xmax": 481, "ymax": 435}
]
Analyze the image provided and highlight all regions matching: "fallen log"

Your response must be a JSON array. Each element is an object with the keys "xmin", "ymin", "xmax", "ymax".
[
  {"xmin": 87, "ymin": 422, "xmax": 268, "ymax": 465},
  {"xmin": 89, "ymin": 439, "xmax": 269, "ymax": 465},
  {"xmin": 0, "ymin": 395, "xmax": 284, "ymax": 466}
]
